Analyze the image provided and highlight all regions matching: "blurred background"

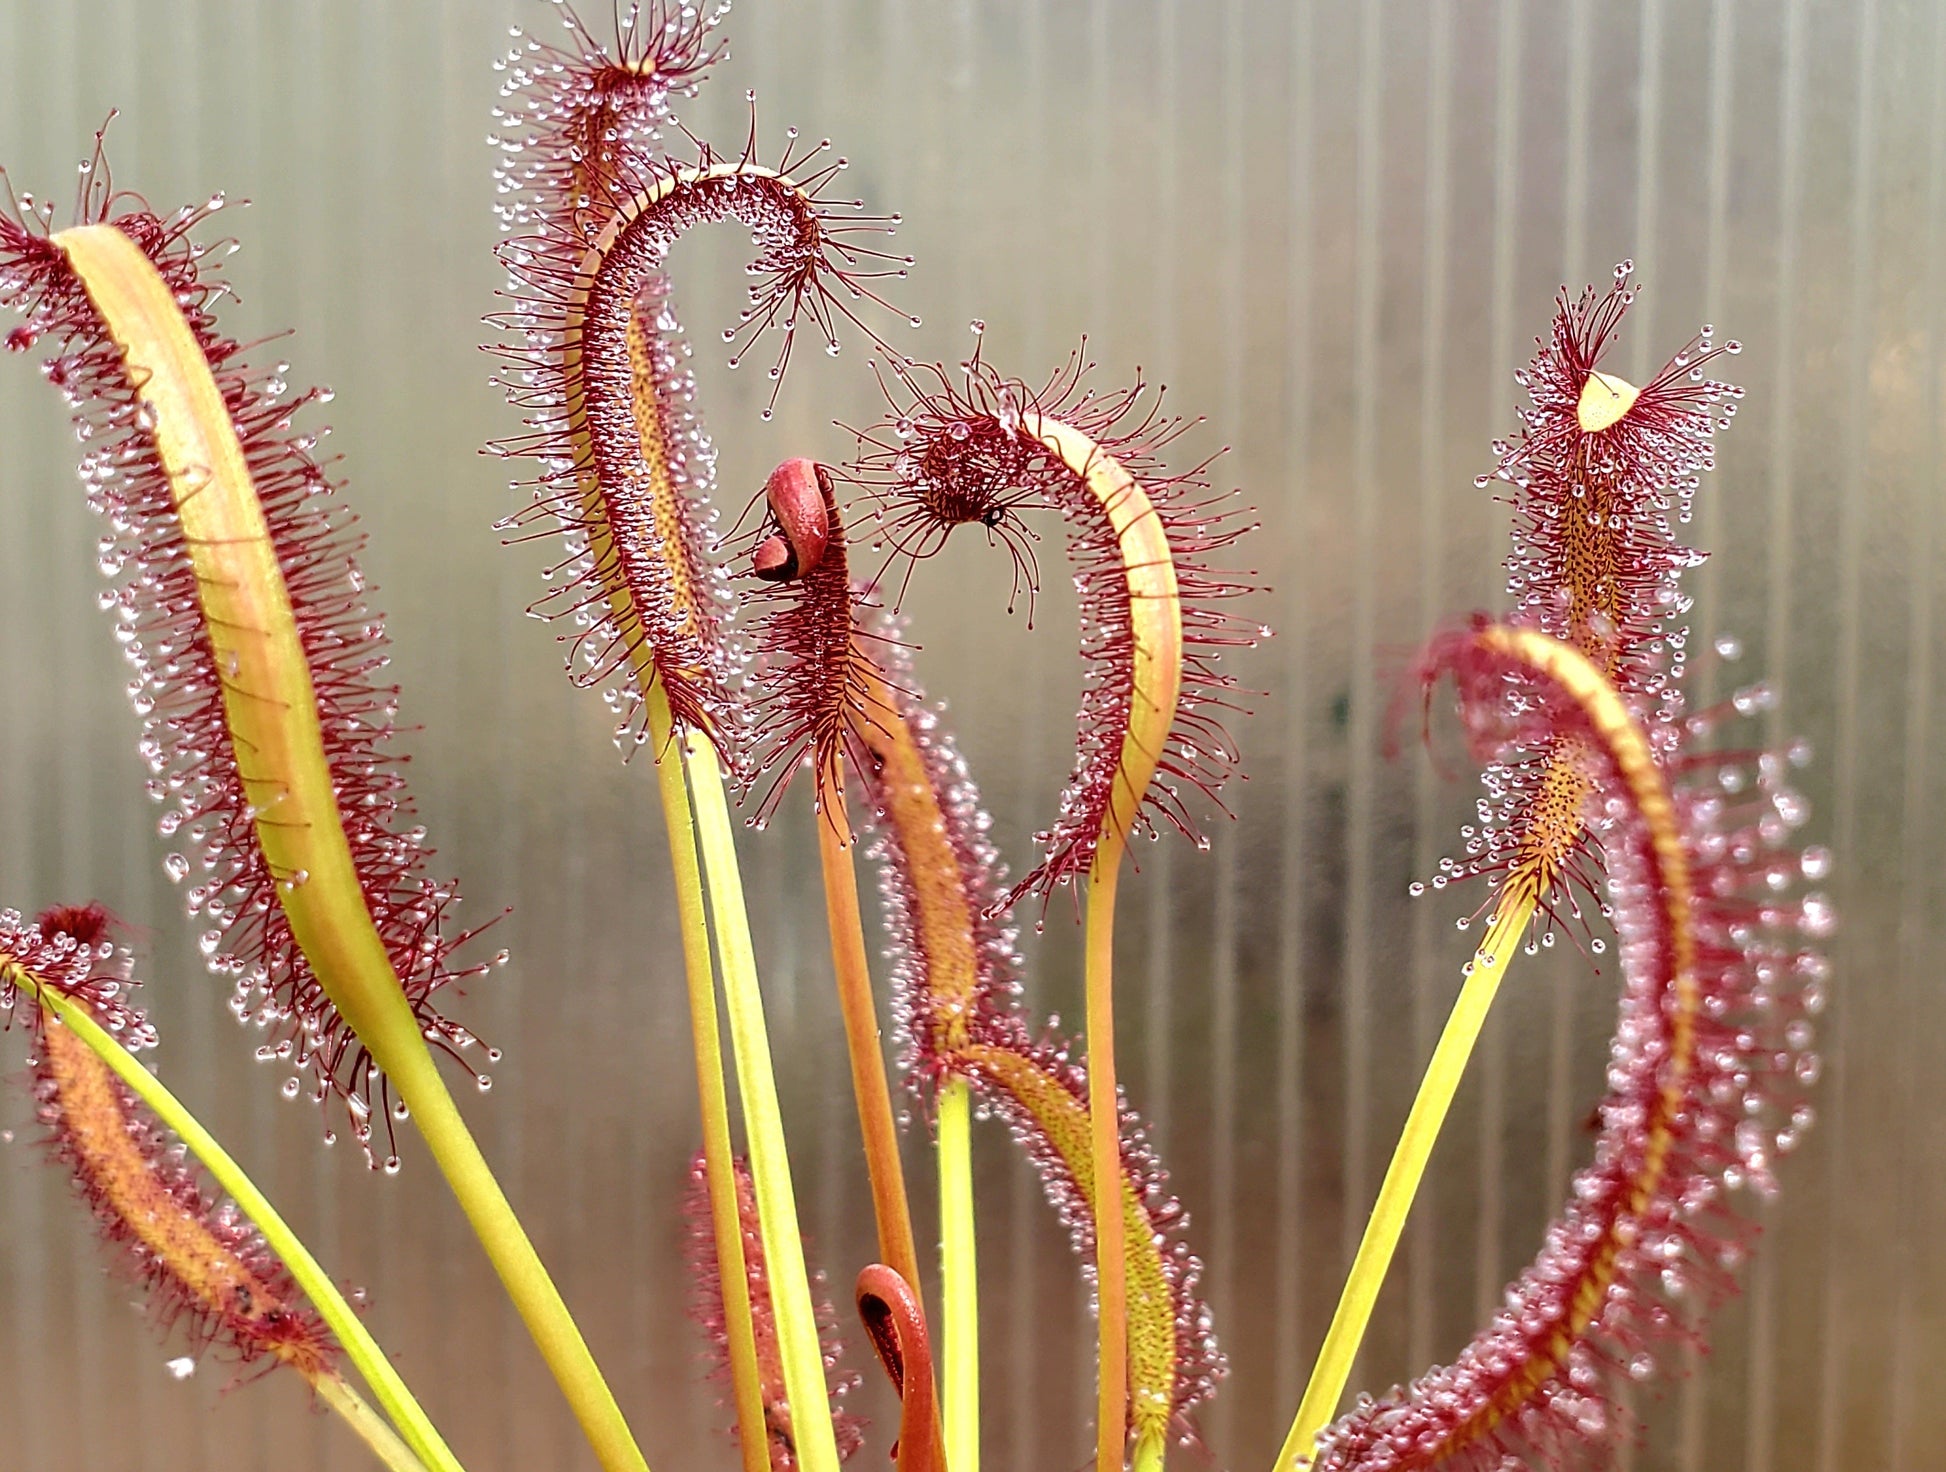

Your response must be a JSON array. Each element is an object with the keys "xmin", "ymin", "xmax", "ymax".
[{"xmin": 0, "ymin": 1, "xmax": 1940, "ymax": 1468}]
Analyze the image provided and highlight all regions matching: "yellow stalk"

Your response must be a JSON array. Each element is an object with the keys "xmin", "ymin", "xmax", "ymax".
[
  {"xmin": 1085, "ymin": 841, "xmax": 1131, "ymax": 1472},
  {"xmin": 803, "ymin": 639, "xmax": 946, "ymax": 1472},
  {"xmin": 53, "ymin": 223, "xmax": 646, "ymax": 1472},
  {"xmin": 314, "ymin": 1375, "xmax": 433, "ymax": 1472},
  {"xmin": 686, "ymin": 734, "xmax": 841, "ymax": 1472},
  {"xmin": 816, "ymin": 759, "xmax": 927, "ymax": 1300},
  {"xmin": 1273, "ymin": 886, "xmax": 1540, "ymax": 1471},
  {"xmin": 10, "ymin": 973, "xmax": 463, "ymax": 1472},
  {"xmin": 937, "ymin": 1077, "xmax": 979, "ymax": 1472},
  {"xmin": 645, "ymin": 683, "xmax": 770, "ymax": 1472}
]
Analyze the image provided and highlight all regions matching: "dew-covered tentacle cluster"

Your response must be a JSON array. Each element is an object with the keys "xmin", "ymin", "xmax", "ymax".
[
  {"xmin": 1315, "ymin": 623, "xmax": 1825, "ymax": 1472},
  {"xmin": 1440, "ymin": 264, "xmax": 1743, "ymax": 926},
  {"xmin": 490, "ymin": 10, "xmax": 910, "ymax": 768},
  {"xmin": 1489, "ymin": 262, "xmax": 1741, "ymax": 701},
  {"xmin": 0, "ymin": 902, "xmax": 149, "ymax": 1043},
  {"xmin": 0, "ymin": 173, "xmax": 495, "ymax": 1156},
  {"xmin": 509, "ymin": 0, "xmax": 732, "ymax": 193},
  {"xmin": 851, "ymin": 341, "xmax": 1258, "ymax": 907},
  {"xmin": 685, "ymin": 1150, "xmax": 867, "ymax": 1469},
  {"xmin": 845, "ymin": 621, "xmax": 1226, "ymax": 1444},
  {"xmin": 7, "ymin": 904, "xmax": 340, "ymax": 1381}
]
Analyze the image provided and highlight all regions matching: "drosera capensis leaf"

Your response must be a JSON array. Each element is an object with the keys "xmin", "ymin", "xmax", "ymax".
[
  {"xmin": 1291, "ymin": 621, "xmax": 1823, "ymax": 1471},
  {"xmin": 48, "ymin": 219, "xmax": 460, "ymax": 1122},
  {"xmin": 1444, "ymin": 261, "xmax": 1744, "ymax": 927},
  {"xmin": 856, "ymin": 336, "xmax": 1255, "ymax": 1472},
  {"xmin": 33, "ymin": 1004, "xmax": 430, "ymax": 1472},
  {"xmin": 0, "ymin": 172, "xmax": 646, "ymax": 1472},
  {"xmin": 743, "ymin": 456, "xmax": 953, "ymax": 1472},
  {"xmin": 744, "ymin": 447, "xmax": 1217, "ymax": 1465},
  {"xmin": 0, "ymin": 905, "xmax": 463, "ymax": 1472},
  {"xmin": 0, "ymin": 168, "xmax": 498, "ymax": 1151},
  {"xmin": 496, "ymin": 10, "xmax": 774, "ymax": 1462},
  {"xmin": 491, "ymin": 37, "xmax": 915, "ymax": 770},
  {"xmin": 744, "ymin": 498, "xmax": 968, "ymax": 1452},
  {"xmin": 853, "ymin": 338, "xmax": 1258, "ymax": 909},
  {"xmin": 1279, "ymin": 267, "xmax": 1757, "ymax": 1466},
  {"xmin": 15, "ymin": 907, "xmax": 332, "ymax": 1388}
]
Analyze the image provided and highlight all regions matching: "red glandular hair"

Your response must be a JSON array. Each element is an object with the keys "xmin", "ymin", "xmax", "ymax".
[
  {"xmin": 490, "ymin": 12, "xmax": 910, "ymax": 768},
  {"xmin": 683, "ymin": 1151, "xmax": 865, "ymax": 1468},
  {"xmin": 12, "ymin": 905, "xmax": 339, "ymax": 1381},
  {"xmin": 846, "ymin": 616, "xmax": 1225, "ymax": 1436},
  {"xmin": 1442, "ymin": 264, "xmax": 1742, "ymax": 916},
  {"xmin": 1317, "ymin": 627, "xmax": 1826, "ymax": 1472},
  {"xmin": 850, "ymin": 341, "xmax": 1258, "ymax": 908},
  {"xmin": 0, "ymin": 162, "xmax": 494, "ymax": 1152}
]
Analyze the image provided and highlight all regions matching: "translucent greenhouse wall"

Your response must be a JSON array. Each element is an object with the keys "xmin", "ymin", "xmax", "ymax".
[{"xmin": 0, "ymin": 2, "xmax": 1938, "ymax": 1469}]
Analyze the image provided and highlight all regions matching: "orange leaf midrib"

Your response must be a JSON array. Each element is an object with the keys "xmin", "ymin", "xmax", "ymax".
[{"xmin": 38, "ymin": 1003, "xmax": 315, "ymax": 1371}]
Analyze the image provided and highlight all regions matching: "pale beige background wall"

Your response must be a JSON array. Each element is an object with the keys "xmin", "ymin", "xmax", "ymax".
[{"xmin": 0, "ymin": 1, "xmax": 1939, "ymax": 1469}]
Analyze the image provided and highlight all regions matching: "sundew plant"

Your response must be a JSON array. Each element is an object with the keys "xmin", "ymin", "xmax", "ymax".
[{"xmin": 0, "ymin": 5, "xmax": 1831, "ymax": 1471}]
